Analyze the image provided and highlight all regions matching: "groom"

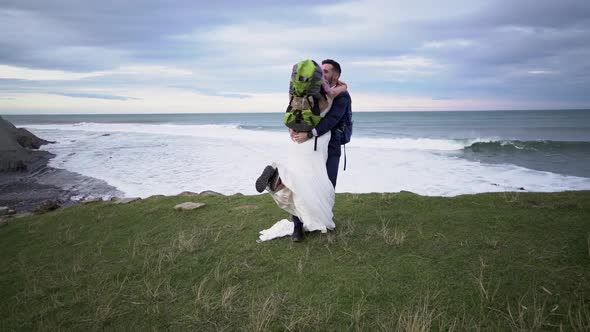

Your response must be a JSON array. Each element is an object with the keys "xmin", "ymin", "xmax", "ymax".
[{"xmin": 290, "ymin": 59, "xmax": 352, "ymax": 241}]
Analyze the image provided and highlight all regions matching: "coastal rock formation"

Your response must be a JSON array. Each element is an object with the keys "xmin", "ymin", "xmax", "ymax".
[
  {"xmin": 33, "ymin": 200, "xmax": 60, "ymax": 214},
  {"xmin": 199, "ymin": 190, "xmax": 223, "ymax": 196},
  {"xmin": 0, "ymin": 115, "xmax": 53, "ymax": 172},
  {"xmin": 0, "ymin": 117, "xmax": 123, "ymax": 213},
  {"xmin": 111, "ymin": 197, "xmax": 141, "ymax": 205},
  {"xmin": 16, "ymin": 128, "xmax": 51, "ymax": 149},
  {"xmin": 0, "ymin": 206, "xmax": 15, "ymax": 216},
  {"xmin": 81, "ymin": 197, "xmax": 103, "ymax": 204},
  {"xmin": 174, "ymin": 202, "xmax": 206, "ymax": 210},
  {"xmin": 178, "ymin": 191, "xmax": 200, "ymax": 197},
  {"xmin": 178, "ymin": 190, "xmax": 223, "ymax": 197}
]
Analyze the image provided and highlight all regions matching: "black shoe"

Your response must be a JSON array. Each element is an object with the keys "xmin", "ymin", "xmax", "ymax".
[
  {"xmin": 255, "ymin": 165, "xmax": 276, "ymax": 193},
  {"xmin": 291, "ymin": 222, "xmax": 304, "ymax": 242}
]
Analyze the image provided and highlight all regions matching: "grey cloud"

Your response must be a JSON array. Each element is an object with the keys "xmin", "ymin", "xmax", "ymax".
[
  {"xmin": 48, "ymin": 91, "xmax": 139, "ymax": 101},
  {"xmin": 379, "ymin": 1, "xmax": 590, "ymax": 103},
  {"xmin": 0, "ymin": 78, "xmax": 140, "ymax": 101},
  {"xmin": 1, "ymin": 0, "xmax": 589, "ymax": 107},
  {"xmin": 412, "ymin": 1, "xmax": 590, "ymax": 61},
  {"xmin": 478, "ymin": 0, "xmax": 590, "ymax": 30},
  {"xmin": 0, "ymin": 1, "xmax": 225, "ymax": 71},
  {"xmin": 170, "ymin": 85, "xmax": 252, "ymax": 99},
  {"xmin": 0, "ymin": 0, "xmax": 342, "ymax": 71},
  {"xmin": 214, "ymin": 93, "xmax": 251, "ymax": 99}
]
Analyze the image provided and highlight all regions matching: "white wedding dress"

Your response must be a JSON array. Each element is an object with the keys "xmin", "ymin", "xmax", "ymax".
[{"xmin": 258, "ymin": 99, "xmax": 336, "ymax": 242}]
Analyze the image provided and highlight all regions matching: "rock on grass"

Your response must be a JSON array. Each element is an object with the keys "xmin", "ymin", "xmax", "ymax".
[
  {"xmin": 111, "ymin": 197, "xmax": 141, "ymax": 205},
  {"xmin": 174, "ymin": 202, "xmax": 206, "ymax": 210}
]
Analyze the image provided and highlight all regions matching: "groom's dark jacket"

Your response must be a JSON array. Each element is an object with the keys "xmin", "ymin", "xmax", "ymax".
[{"xmin": 312, "ymin": 91, "xmax": 352, "ymax": 150}]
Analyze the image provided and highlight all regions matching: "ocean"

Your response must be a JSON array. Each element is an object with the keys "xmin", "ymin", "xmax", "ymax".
[{"xmin": 5, "ymin": 110, "xmax": 590, "ymax": 198}]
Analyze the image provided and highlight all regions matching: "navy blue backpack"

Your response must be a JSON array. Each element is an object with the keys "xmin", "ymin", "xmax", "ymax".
[
  {"xmin": 339, "ymin": 104, "xmax": 352, "ymax": 145},
  {"xmin": 339, "ymin": 97, "xmax": 352, "ymax": 169}
]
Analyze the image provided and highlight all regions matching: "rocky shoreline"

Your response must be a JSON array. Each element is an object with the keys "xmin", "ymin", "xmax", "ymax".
[{"xmin": 0, "ymin": 115, "xmax": 122, "ymax": 213}]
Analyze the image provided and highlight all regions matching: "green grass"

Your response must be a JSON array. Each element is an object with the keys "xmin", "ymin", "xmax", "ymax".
[{"xmin": 1, "ymin": 191, "xmax": 590, "ymax": 331}]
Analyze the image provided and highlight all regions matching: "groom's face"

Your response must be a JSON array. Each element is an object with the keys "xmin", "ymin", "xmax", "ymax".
[{"xmin": 322, "ymin": 64, "xmax": 339, "ymax": 86}]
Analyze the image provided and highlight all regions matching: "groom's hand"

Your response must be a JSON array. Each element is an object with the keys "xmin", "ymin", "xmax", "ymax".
[{"xmin": 289, "ymin": 128, "xmax": 298, "ymax": 142}]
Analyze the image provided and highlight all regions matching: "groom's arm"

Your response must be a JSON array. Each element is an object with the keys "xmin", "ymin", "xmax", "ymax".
[{"xmin": 312, "ymin": 93, "xmax": 350, "ymax": 137}]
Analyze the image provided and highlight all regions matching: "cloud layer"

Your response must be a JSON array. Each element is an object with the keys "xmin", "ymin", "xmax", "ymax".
[{"xmin": 1, "ymin": 0, "xmax": 589, "ymax": 113}]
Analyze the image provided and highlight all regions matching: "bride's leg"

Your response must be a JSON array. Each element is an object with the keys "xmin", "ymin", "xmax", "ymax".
[{"xmin": 274, "ymin": 176, "xmax": 285, "ymax": 191}]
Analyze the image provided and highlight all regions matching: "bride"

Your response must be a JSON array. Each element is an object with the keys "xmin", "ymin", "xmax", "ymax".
[{"xmin": 255, "ymin": 62, "xmax": 347, "ymax": 242}]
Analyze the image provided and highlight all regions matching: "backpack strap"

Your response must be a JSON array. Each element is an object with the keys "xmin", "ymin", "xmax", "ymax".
[
  {"xmin": 310, "ymin": 96, "xmax": 321, "ymax": 116},
  {"xmin": 314, "ymin": 136, "xmax": 318, "ymax": 151},
  {"xmin": 343, "ymin": 144, "xmax": 347, "ymax": 171},
  {"xmin": 286, "ymin": 95, "xmax": 294, "ymax": 113}
]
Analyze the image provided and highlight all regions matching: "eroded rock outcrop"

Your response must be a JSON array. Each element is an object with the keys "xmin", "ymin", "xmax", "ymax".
[{"xmin": 0, "ymin": 115, "xmax": 53, "ymax": 172}]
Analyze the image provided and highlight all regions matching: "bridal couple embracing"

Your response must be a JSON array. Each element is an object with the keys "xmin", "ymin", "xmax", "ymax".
[{"xmin": 256, "ymin": 59, "xmax": 352, "ymax": 243}]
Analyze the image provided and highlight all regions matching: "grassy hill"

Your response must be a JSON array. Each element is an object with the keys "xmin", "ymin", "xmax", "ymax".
[{"xmin": 1, "ymin": 191, "xmax": 589, "ymax": 330}]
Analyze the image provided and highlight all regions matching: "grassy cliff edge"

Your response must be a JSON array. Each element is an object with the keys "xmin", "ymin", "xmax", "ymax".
[{"xmin": 1, "ymin": 191, "xmax": 589, "ymax": 330}]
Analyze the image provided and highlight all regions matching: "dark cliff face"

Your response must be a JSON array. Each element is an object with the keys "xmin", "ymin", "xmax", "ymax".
[
  {"xmin": 16, "ymin": 127, "xmax": 50, "ymax": 149},
  {"xmin": 0, "ymin": 115, "xmax": 53, "ymax": 172}
]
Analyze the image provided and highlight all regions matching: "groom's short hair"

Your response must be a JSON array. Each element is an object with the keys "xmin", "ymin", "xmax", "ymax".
[{"xmin": 322, "ymin": 59, "xmax": 341, "ymax": 75}]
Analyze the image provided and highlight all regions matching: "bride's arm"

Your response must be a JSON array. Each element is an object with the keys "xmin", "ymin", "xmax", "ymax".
[{"xmin": 322, "ymin": 79, "xmax": 348, "ymax": 98}]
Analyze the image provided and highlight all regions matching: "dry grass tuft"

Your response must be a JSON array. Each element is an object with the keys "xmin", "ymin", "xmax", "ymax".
[
  {"xmin": 345, "ymin": 292, "xmax": 367, "ymax": 331},
  {"xmin": 192, "ymin": 276, "xmax": 213, "ymax": 313},
  {"xmin": 395, "ymin": 292, "xmax": 441, "ymax": 332},
  {"xmin": 173, "ymin": 229, "xmax": 200, "ymax": 253},
  {"xmin": 339, "ymin": 217, "xmax": 356, "ymax": 238},
  {"xmin": 567, "ymin": 298, "xmax": 590, "ymax": 331},
  {"xmin": 220, "ymin": 284, "xmax": 240, "ymax": 310},
  {"xmin": 485, "ymin": 285, "xmax": 559, "ymax": 331},
  {"xmin": 501, "ymin": 191, "xmax": 520, "ymax": 203},
  {"xmin": 284, "ymin": 302, "xmax": 333, "ymax": 330},
  {"xmin": 94, "ymin": 297, "xmax": 116, "ymax": 324},
  {"xmin": 378, "ymin": 220, "xmax": 407, "ymax": 246},
  {"xmin": 471, "ymin": 257, "xmax": 498, "ymax": 303},
  {"xmin": 249, "ymin": 292, "xmax": 283, "ymax": 332},
  {"xmin": 484, "ymin": 237, "xmax": 499, "ymax": 249},
  {"xmin": 297, "ymin": 258, "xmax": 305, "ymax": 275},
  {"xmin": 496, "ymin": 293, "xmax": 549, "ymax": 330}
]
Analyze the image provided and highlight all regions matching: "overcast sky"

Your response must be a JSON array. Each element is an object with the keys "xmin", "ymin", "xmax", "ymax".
[{"xmin": 1, "ymin": 0, "xmax": 589, "ymax": 114}]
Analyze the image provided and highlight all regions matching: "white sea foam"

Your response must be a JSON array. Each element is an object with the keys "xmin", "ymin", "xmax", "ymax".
[
  {"xmin": 352, "ymin": 137, "xmax": 470, "ymax": 150},
  {"xmin": 26, "ymin": 122, "xmax": 491, "ymax": 151},
  {"xmin": 24, "ymin": 123, "xmax": 590, "ymax": 198}
]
